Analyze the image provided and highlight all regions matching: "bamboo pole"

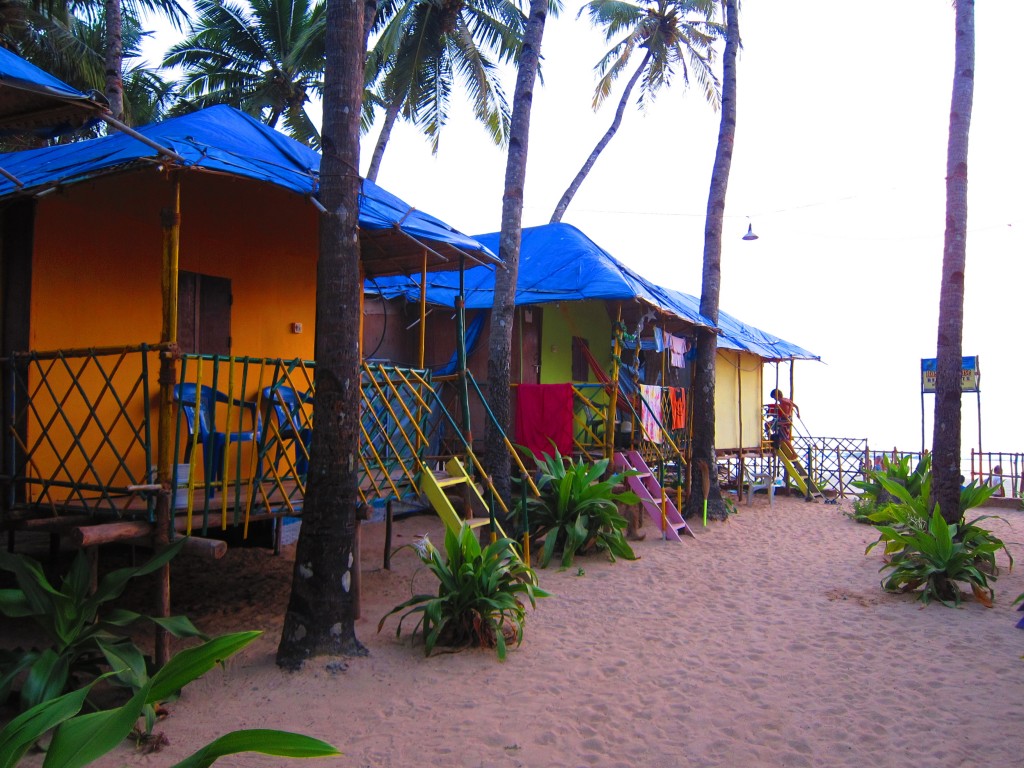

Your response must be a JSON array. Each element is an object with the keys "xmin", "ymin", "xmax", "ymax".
[
  {"xmin": 606, "ymin": 305, "xmax": 623, "ymax": 462},
  {"xmin": 154, "ymin": 173, "xmax": 181, "ymax": 667},
  {"xmin": 418, "ymin": 253, "xmax": 427, "ymax": 369},
  {"xmin": 456, "ymin": 256, "xmax": 471, "ymax": 447}
]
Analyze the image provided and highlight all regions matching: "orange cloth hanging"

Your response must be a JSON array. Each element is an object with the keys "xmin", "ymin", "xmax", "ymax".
[{"xmin": 669, "ymin": 388, "xmax": 687, "ymax": 430}]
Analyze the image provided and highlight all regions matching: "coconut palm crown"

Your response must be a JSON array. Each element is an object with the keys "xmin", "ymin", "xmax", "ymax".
[{"xmin": 163, "ymin": 0, "xmax": 325, "ymax": 148}]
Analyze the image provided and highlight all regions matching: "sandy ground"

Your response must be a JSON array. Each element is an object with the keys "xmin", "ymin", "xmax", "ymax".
[{"xmin": 5, "ymin": 494, "xmax": 1024, "ymax": 768}]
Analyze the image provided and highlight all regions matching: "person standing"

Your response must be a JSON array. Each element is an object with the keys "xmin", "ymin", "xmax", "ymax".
[
  {"xmin": 769, "ymin": 388, "xmax": 800, "ymax": 446},
  {"xmin": 989, "ymin": 465, "xmax": 1006, "ymax": 497}
]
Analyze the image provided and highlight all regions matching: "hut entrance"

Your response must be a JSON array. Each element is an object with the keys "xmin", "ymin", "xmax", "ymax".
[{"xmin": 177, "ymin": 271, "xmax": 231, "ymax": 356}]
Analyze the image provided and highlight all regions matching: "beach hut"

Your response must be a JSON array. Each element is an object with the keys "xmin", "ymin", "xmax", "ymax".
[
  {"xmin": 0, "ymin": 105, "xmax": 501, "ymax": 553},
  {"xmin": 369, "ymin": 222, "xmax": 819, "ymax": 512}
]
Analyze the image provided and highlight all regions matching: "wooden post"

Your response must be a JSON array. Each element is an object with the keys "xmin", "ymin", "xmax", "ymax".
[
  {"xmin": 383, "ymin": 500, "xmax": 393, "ymax": 570},
  {"xmin": 836, "ymin": 446, "xmax": 844, "ymax": 498},
  {"xmin": 606, "ymin": 305, "xmax": 622, "ymax": 462},
  {"xmin": 418, "ymin": 253, "xmax": 427, "ymax": 369},
  {"xmin": 155, "ymin": 174, "xmax": 181, "ymax": 667}
]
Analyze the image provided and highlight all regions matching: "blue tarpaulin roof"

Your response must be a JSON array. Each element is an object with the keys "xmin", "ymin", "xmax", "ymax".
[
  {"xmin": 370, "ymin": 222, "xmax": 818, "ymax": 361},
  {"xmin": 0, "ymin": 47, "xmax": 104, "ymax": 137},
  {"xmin": 0, "ymin": 104, "xmax": 496, "ymax": 272}
]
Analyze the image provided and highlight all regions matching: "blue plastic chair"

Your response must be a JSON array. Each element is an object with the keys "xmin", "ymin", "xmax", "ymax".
[
  {"xmin": 174, "ymin": 383, "xmax": 262, "ymax": 494},
  {"xmin": 262, "ymin": 386, "xmax": 312, "ymax": 476}
]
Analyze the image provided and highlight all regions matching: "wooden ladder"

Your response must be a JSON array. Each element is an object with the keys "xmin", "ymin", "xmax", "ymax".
[
  {"xmin": 777, "ymin": 445, "xmax": 824, "ymax": 501},
  {"xmin": 613, "ymin": 450, "xmax": 693, "ymax": 540},
  {"xmin": 420, "ymin": 456, "xmax": 506, "ymax": 536}
]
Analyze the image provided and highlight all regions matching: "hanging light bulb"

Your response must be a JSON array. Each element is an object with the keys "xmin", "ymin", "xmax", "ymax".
[{"xmin": 742, "ymin": 221, "xmax": 759, "ymax": 241}]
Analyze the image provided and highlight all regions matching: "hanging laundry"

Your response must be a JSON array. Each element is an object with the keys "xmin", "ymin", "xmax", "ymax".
[
  {"xmin": 668, "ymin": 335, "xmax": 690, "ymax": 368},
  {"xmin": 515, "ymin": 383, "xmax": 574, "ymax": 461},
  {"xmin": 653, "ymin": 327, "xmax": 665, "ymax": 353},
  {"xmin": 669, "ymin": 388, "xmax": 687, "ymax": 430},
  {"xmin": 639, "ymin": 384, "xmax": 663, "ymax": 444}
]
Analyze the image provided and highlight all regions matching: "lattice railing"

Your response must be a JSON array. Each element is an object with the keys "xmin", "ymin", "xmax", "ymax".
[
  {"xmin": 790, "ymin": 435, "xmax": 870, "ymax": 496},
  {"xmin": 2, "ymin": 345, "xmax": 157, "ymax": 520}
]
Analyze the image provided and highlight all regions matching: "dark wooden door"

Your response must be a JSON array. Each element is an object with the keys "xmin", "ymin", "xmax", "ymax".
[
  {"xmin": 177, "ymin": 271, "xmax": 231, "ymax": 355},
  {"xmin": 514, "ymin": 306, "xmax": 541, "ymax": 384}
]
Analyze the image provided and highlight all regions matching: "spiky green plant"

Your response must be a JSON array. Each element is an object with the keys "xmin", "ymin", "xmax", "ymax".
[
  {"xmin": 378, "ymin": 524, "xmax": 548, "ymax": 660},
  {"xmin": 515, "ymin": 446, "xmax": 640, "ymax": 568},
  {"xmin": 865, "ymin": 475, "xmax": 1011, "ymax": 607}
]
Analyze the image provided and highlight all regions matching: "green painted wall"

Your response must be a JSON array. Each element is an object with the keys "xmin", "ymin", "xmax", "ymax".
[{"xmin": 539, "ymin": 300, "xmax": 613, "ymax": 384}]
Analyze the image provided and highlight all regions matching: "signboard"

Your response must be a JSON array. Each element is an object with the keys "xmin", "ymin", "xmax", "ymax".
[{"xmin": 921, "ymin": 355, "xmax": 980, "ymax": 393}]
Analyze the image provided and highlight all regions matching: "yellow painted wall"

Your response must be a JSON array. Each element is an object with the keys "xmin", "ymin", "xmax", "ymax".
[
  {"xmin": 714, "ymin": 349, "xmax": 764, "ymax": 451},
  {"xmin": 539, "ymin": 300, "xmax": 612, "ymax": 384}
]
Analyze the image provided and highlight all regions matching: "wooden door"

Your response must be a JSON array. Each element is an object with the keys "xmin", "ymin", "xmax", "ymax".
[{"xmin": 177, "ymin": 271, "xmax": 231, "ymax": 355}]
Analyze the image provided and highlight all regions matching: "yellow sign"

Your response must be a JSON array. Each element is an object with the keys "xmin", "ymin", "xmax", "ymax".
[{"xmin": 921, "ymin": 356, "xmax": 979, "ymax": 393}]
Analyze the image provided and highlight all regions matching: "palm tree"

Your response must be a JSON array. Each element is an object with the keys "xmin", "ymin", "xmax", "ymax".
[
  {"xmin": 549, "ymin": 0, "xmax": 719, "ymax": 223},
  {"xmin": 931, "ymin": 0, "xmax": 974, "ymax": 524},
  {"xmin": 484, "ymin": 0, "xmax": 550, "ymax": 504},
  {"xmin": 276, "ymin": 0, "xmax": 374, "ymax": 669},
  {"xmin": 362, "ymin": 0, "xmax": 524, "ymax": 181},
  {"xmin": 164, "ymin": 0, "xmax": 326, "ymax": 148},
  {"xmin": 1, "ymin": 0, "xmax": 182, "ymax": 125},
  {"xmin": 683, "ymin": 0, "xmax": 734, "ymax": 522}
]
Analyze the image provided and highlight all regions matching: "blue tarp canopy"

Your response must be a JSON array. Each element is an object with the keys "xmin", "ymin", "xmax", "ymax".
[
  {"xmin": 372, "ymin": 222, "xmax": 715, "ymax": 328},
  {"xmin": 370, "ymin": 222, "xmax": 818, "ymax": 361},
  {"xmin": 0, "ymin": 47, "xmax": 104, "ymax": 137},
  {"xmin": 0, "ymin": 104, "xmax": 497, "ymax": 275}
]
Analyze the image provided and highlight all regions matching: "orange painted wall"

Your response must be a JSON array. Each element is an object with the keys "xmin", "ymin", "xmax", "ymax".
[
  {"xmin": 31, "ymin": 168, "xmax": 318, "ymax": 359},
  {"xmin": 25, "ymin": 168, "xmax": 321, "ymax": 502}
]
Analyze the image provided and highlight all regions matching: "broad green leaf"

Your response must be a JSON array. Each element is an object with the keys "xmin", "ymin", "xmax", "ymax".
[
  {"xmin": 43, "ymin": 685, "xmax": 149, "ymax": 768},
  {"xmin": 0, "ymin": 588, "xmax": 35, "ymax": 618},
  {"xmin": 21, "ymin": 650, "xmax": 70, "ymax": 711},
  {"xmin": 96, "ymin": 637, "xmax": 149, "ymax": 689},
  {"xmin": 0, "ymin": 683, "xmax": 93, "ymax": 768},
  {"xmin": 152, "ymin": 614, "xmax": 210, "ymax": 640},
  {"xmin": 148, "ymin": 632, "xmax": 261, "ymax": 704},
  {"xmin": 0, "ymin": 551, "xmax": 61, "ymax": 615},
  {"xmin": 169, "ymin": 730, "xmax": 340, "ymax": 768},
  {"xmin": 87, "ymin": 538, "xmax": 187, "ymax": 611}
]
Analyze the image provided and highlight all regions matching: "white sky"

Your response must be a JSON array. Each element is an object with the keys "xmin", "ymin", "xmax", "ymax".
[{"xmin": 143, "ymin": 1, "xmax": 1024, "ymax": 460}]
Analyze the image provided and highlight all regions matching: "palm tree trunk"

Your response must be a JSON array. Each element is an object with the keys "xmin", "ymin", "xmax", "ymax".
[
  {"xmin": 277, "ymin": 0, "xmax": 373, "ymax": 669},
  {"xmin": 931, "ymin": 0, "xmax": 974, "ymax": 524},
  {"xmin": 684, "ymin": 0, "xmax": 738, "ymax": 522},
  {"xmin": 549, "ymin": 49, "xmax": 652, "ymax": 224},
  {"xmin": 103, "ymin": 0, "xmax": 124, "ymax": 121},
  {"xmin": 366, "ymin": 97, "xmax": 401, "ymax": 182},
  {"xmin": 485, "ymin": 0, "xmax": 549, "ymax": 503}
]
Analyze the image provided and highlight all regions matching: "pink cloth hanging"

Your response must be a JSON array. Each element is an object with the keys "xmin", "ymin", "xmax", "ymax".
[{"xmin": 639, "ymin": 385, "xmax": 663, "ymax": 444}]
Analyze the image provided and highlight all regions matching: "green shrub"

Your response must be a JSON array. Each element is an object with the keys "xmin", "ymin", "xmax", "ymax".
[
  {"xmin": 515, "ymin": 446, "xmax": 640, "ymax": 568},
  {"xmin": 378, "ymin": 524, "xmax": 548, "ymax": 661},
  {"xmin": 0, "ymin": 631, "xmax": 339, "ymax": 768},
  {"xmin": 865, "ymin": 474, "xmax": 1011, "ymax": 607},
  {"xmin": 0, "ymin": 538, "xmax": 206, "ymax": 726},
  {"xmin": 851, "ymin": 454, "xmax": 929, "ymax": 522}
]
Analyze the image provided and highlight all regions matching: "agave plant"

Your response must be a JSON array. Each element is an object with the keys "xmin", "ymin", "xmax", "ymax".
[
  {"xmin": 864, "ymin": 475, "xmax": 1011, "ymax": 607},
  {"xmin": 867, "ymin": 507, "xmax": 1005, "ymax": 607},
  {"xmin": 850, "ymin": 454, "xmax": 930, "ymax": 522},
  {"xmin": 378, "ymin": 524, "xmax": 549, "ymax": 660},
  {"xmin": 515, "ymin": 446, "xmax": 640, "ymax": 568}
]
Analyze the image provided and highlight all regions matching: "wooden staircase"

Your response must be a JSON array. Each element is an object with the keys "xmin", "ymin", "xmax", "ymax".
[
  {"xmin": 776, "ymin": 444, "xmax": 824, "ymax": 501},
  {"xmin": 613, "ymin": 450, "xmax": 693, "ymax": 540},
  {"xmin": 420, "ymin": 456, "xmax": 506, "ymax": 536}
]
